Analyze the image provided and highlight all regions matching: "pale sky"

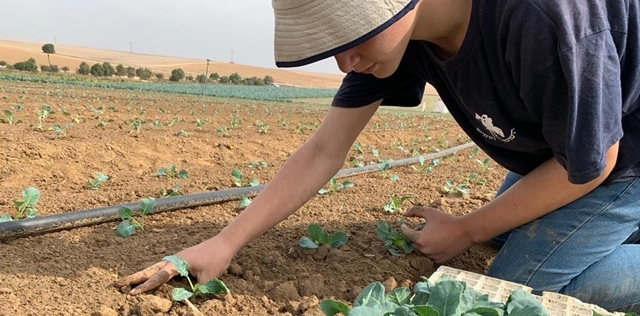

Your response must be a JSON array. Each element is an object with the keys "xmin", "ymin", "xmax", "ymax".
[{"xmin": 0, "ymin": 0, "xmax": 342, "ymax": 74}]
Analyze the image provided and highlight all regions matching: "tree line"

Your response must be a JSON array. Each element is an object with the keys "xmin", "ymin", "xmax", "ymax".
[{"xmin": 0, "ymin": 43, "xmax": 277, "ymax": 86}]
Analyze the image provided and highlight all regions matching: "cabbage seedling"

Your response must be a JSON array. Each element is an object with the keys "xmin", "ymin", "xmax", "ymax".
[
  {"xmin": 319, "ymin": 277, "xmax": 547, "ymax": 316},
  {"xmin": 88, "ymin": 172, "xmax": 108, "ymax": 190},
  {"xmin": 156, "ymin": 164, "xmax": 188, "ymax": 179},
  {"xmin": 114, "ymin": 198, "xmax": 156, "ymax": 238},
  {"xmin": 383, "ymin": 194, "xmax": 412, "ymax": 213},
  {"xmin": 238, "ymin": 196, "xmax": 252, "ymax": 209},
  {"xmin": 299, "ymin": 223, "xmax": 348, "ymax": 249},
  {"xmin": 12, "ymin": 186, "xmax": 40, "ymax": 220},
  {"xmin": 230, "ymin": 168, "xmax": 260, "ymax": 187},
  {"xmin": 318, "ymin": 178, "xmax": 354, "ymax": 195},
  {"xmin": 376, "ymin": 220, "xmax": 413, "ymax": 257},
  {"xmin": 163, "ymin": 255, "xmax": 230, "ymax": 314}
]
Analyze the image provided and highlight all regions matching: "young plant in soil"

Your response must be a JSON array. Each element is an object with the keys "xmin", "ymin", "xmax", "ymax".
[
  {"xmin": 114, "ymin": 198, "xmax": 156, "ymax": 237},
  {"xmin": 163, "ymin": 255, "xmax": 230, "ymax": 314},
  {"xmin": 88, "ymin": 172, "xmax": 109, "ymax": 190},
  {"xmin": 319, "ymin": 276, "xmax": 547, "ymax": 316},
  {"xmin": 442, "ymin": 180, "xmax": 470, "ymax": 195},
  {"xmin": 299, "ymin": 223, "xmax": 348, "ymax": 249},
  {"xmin": 231, "ymin": 168, "xmax": 260, "ymax": 187},
  {"xmin": 376, "ymin": 220, "xmax": 413, "ymax": 257},
  {"xmin": 160, "ymin": 183, "xmax": 181, "ymax": 198},
  {"xmin": 238, "ymin": 196, "xmax": 252, "ymax": 209},
  {"xmin": 318, "ymin": 178, "xmax": 354, "ymax": 195},
  {"xmin": 156, "ymin": 164, "xmax": 188, "ymax": 179},
  {"xmin": 0, "ymin": 186, "xmax": 40, "ymax": 222},
  {"xmin": 383, "ymin": 194, "xmax": 412, "ymax": 213}
]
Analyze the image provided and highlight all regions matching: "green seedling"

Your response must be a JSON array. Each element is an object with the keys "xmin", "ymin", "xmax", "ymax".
[
  {"xmin": 163, "ymin": 255, "xmax": 230, "ymax": 314},
  {"xmin": 299, "ymin": 223, "xmax": 348, "ymax": 249},
  {"xmin": 229, "ymin": 116, "xmax": 240, "ymax": 129},
  {"xmin": 160, "ymin": 183, "xmax": 181, "ymax": 197},
  {"xmin": 195, "ymin": 118, "xmax": 208, "ymax": 129},
  {"xmin": 216, "ymin": 126, "xmax": 230, "ymax": 137},
  {"xmin": 442, "ymin": 180, "xmax": 471, "ymax": 195},
  {"xmin": 254, "ymin": 120, "xmax": 269, "ymax": 134},
  {"xmin": 318, "ymin": 178, "xmax": 354, "ymax": 195},
  {"xmin": 383, "ymin": 194, "xmax": 412, "ymax": 213},
  {"xmin": 467, "ymin": 146, "xmax": 480, "ymax": 158},
  {"xmin": 319, "ymin": 277, "xmax": 546, "ymax": 316},
  {"xmin": 1, "ymin": 110, "xmax": 21, "ymax": 124},
  {"xmin": 378, "ymin": 162, "xmax": 392, "ymax": 178},
  {"xmin": 376, "ymin": 220, "xmax": 413, "ymax": 257},
  {"xmin": 476, "ymin": 157, "xmax": 492, "ymax": 172},
  {"xmin": 238, "ymin": 196, "xmax": 252, "ymax": 209},
  {"xmin": 156, "ymin": 164, "xmax": 188, "ymax": 179},
  {"xmin": 114, "ymin": 198, "xmax": 156, "ymax": 237},
  {"xmin": 31, "ymin": 104, "xmax": 52, "ymax": 131},
  {"xmin": 51, "ymin": 123, "xmax": 72, "ymax": 138},
  {"xmin": 167, "ymin": 117, "xmax": 179, "ymax": 126},
  {"xmin": 231, "ymin": 168, "xmax": 260, "ymax": 187},
  {"xmin": 13, "ymin": 186, "xmax": 40, "ymax": 220},
  {"xmin": 465, "ymin": 172, "xmax": 486, "ymax": 185},
  {"xmin": 247, "ymin": 160, "xmax": 268, "ymax": 168},
  {"xmin": 88, "ymin": 172, "xmax": 109, "ymax": 190},
  {"xmin": 352, "ymin": 141, "xmax": 364, "ymax": 154},
  {"xmin": 413, "ymin": 156, "xmax": 440, "ymax": 173}
]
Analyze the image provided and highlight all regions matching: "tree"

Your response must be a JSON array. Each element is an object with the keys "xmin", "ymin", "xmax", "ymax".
[
  {"xmin": 229, "ymin": 72, "xmax": 242, "ymax": 84},
  {"xmin": 0, "ymin": 61, "xmax": 6, "ymax": 66},
  {"xmin": 126, "ymin": 66, "xmax": 136, "ymax": 78},
  {"xmin": 196, "ymin": 74, "xmax": 207, "ymax": 83},
  {"xmin": 169, "ymin": 68, "xmax": 185, "ymax": 82},
  {"xmin": 40, "ymin": 65, "xmax": 50, "ymax": 72},
  {"xmin": 155, "ymin": 73, "xmax": 164, "ymax": 80},
  {"xmin": 50, "ymin": 65, "xmax": 59, "ymax": 73},
  {"xmin": 13, "ymin": 58, "xmax": 38, "ymax": 72},
  {"xmin": 136, "ymin": 68, "xmax": 152, "ymax": 80},
  {"xmin": 115, "ymin": 64, "xmax": 127, "ymax": 76},
  {"xmin": 61, "ymin": 66, "xmax": 69, "ymax": 73},
  {"xmin": 42, "ymin": 43, "xmax": 55, "ymax": 54},
  {"xmin": 264, "ymin": 75, "xmax": 274, "ymax": 85},
  {"xmin": 209, "ymin": 72, "xmax": 219, "ymax": 81},
  {"xmin": 90, "ymin": 63, "xmax": 105, "ymax": 77},
  {"xmin": 219, "ymin": 76, "xmax": 229, "ymax": 84},
  {"xmin": 77, "ymin": 62, "xmax": 91, "ymax": 75},
  {"xmin": 186, "ymin": 75, "xmax": 194, "ymax": 81},
  {"xmin": 103, "ymin": 62, "xmax": 115, "ymax": 77}
]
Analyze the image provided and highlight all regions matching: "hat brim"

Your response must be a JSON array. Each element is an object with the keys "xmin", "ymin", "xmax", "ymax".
[{"xmin": 274, "ymin": 0, "xmax": 419, "ymax": 68}]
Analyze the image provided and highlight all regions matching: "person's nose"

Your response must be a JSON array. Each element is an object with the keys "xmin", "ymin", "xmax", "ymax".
[{"xmin": 334, "ymin": 50, "xmax": 361, "ymax": 73}]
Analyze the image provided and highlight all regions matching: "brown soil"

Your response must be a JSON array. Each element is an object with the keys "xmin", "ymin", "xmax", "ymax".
[{"xmin": 0, "ymin": 80, "xmax": 505, "ymax": 315}]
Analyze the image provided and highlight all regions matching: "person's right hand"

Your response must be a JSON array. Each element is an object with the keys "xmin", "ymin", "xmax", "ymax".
[{"xmin": 112, "ymin": 235, "xmax": 236, "ymax": 295}]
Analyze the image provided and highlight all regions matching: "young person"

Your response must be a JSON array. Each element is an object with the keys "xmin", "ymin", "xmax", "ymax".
[{"xmin": 115, "ymin": 0, "xmax": 640, "ymax": 312}]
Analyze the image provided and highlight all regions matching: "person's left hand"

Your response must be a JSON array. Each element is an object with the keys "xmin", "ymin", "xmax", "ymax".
[{"xmin": 400, "ymin": 206, "xmax": 475, "ymax": 263}]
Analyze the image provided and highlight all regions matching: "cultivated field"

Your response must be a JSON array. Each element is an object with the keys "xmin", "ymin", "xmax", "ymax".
[{"xmin": 0, "ymin": 78, "xmax": 507, "ymax": 315}]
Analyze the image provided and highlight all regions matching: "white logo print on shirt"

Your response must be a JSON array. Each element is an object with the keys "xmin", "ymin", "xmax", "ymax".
[{"xmin": 474, "ymin": 113, "xmax": 516, "ymax": 142}]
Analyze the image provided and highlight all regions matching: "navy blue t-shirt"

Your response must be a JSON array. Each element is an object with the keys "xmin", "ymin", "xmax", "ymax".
[{"xmin": 332, "ymin": 0, "xmax": 640, "ymax": 184}]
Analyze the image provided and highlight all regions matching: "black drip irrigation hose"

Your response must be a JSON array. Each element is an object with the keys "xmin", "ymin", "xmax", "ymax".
[{"xmin": 0, "ymin": 142, "xmax": 475, "ymax": 241}]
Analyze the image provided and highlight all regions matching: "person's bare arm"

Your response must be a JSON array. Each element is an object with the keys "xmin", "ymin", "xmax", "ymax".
[
  {"xmin": 402, "ymin": 142, "xmax": 620, "ymax": 263},
  {"xmin": 462, "ymin": 141, "xmax": 620, "ymax": 243},
  {"xmin": 114, "ymin": 100, "xmax": 382, "ymax": 294},
  {"xmin": 219, "ymin": 101, "xmax": 381, "ymax": 252}
]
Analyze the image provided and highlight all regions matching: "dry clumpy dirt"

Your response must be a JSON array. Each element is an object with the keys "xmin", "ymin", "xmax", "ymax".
[{"xmin": 0, "ymin": 80, "xmax": 506, "ymax": 315}]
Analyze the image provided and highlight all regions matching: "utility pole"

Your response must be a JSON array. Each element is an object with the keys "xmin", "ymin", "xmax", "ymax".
[{"xmin": 202, "ymin": 59, "xmax": 210, "ymax": 96}]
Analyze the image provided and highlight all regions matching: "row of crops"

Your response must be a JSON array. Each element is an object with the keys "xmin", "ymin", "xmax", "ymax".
[{"xmin": 0, "ymin": 73, "xmax": 338, "ymax": 102}]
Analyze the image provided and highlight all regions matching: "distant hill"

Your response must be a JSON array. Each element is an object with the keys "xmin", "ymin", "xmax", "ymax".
[{"xmin": 0, "ymin": 39, "xmax": 345, "ymax": 88}]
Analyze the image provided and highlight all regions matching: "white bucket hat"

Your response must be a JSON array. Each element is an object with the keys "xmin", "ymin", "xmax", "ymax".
[{"xmin": 272, "ymin": 0, "xmax": 419, "ymax": 68}]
